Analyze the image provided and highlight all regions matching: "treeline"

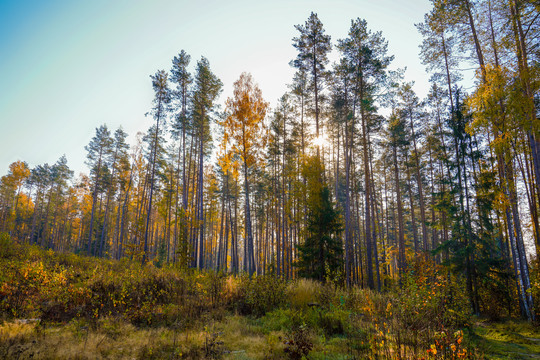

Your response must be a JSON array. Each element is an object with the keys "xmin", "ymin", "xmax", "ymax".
[{"xmin": 1, "ymin": 0, "xmax": 539, "ymax": 321}]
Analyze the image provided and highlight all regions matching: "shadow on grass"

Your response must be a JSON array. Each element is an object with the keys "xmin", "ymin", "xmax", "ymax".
[{"xmin": 471, "ymin": 320, "xmax": 540, "ymax": 359}]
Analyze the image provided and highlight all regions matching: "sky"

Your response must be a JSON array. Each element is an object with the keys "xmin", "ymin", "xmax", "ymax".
[{"xmin": 0, "ymin": 0, "xmax": 434, "ymax": 177}]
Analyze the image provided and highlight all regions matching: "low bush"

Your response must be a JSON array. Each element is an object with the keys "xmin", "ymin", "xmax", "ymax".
[
  {"xmin": 317, "ymin": 308, "xmax": 349, "ymax": 336},
  {"xmin": 232, "ymin": 274, "xmax": 287, "ymax": 316},
  {"xmin": 0, "ymin": 232, "xmax": 17, "ymax": 259},
  {"xmin": 283, "ymin": 324, "xmax": 313, "ymax": 360},
  {"xmin": 0, "ymin": 242, "xmax": 485, "ymax": 359},
  {"xmin": 395, "ymin": 256, "xmax": 471, "ymax": 331}
]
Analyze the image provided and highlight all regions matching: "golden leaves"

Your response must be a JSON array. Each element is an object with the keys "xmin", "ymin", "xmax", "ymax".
[{"xmin": 222, "ymin": 73, "xmax": 269, "ymax": 170}]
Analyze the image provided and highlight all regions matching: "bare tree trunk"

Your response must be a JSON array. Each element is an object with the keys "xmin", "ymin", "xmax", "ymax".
[
  {"xmin": 118, "ymin": 169, "xmax": 132, "ymax": 260},
  {"xmin": 99, "ymin": 148, "xmax": 120, "ymax": 257},
  {"xmin": 198, "ymin": 127, "xmax": 205, "ymax": 269},
  {"xmin": 405, "ymin": 162, "xmax": 419, "ymax": 254},
  {"xmin": 408, "ymin": 109, "xmax": 428, "ymax": 252},
  {"xmin": 143, "ymin": 98, "xmax": 162, "ymax": 264},
  {"xmin": 88, "ymin": 151, "xmax": 103, "ymax": 255},
  {"xmin": 392, "ymin": 143, "xmax": 406, "ymax": 277},
  {"xmin": 360, "ymin": 79, "xmax": 374, "ymax": 289}
]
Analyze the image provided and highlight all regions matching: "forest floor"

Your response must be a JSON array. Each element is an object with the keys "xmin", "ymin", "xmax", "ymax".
[
  {"xmin": 2, "ymin": 316, "xmax": 540, "ymax": 359},
  {"xmin": 470, "ymin": 320, "xmax": 540, "ymax": 359},
  {"xmin": 2, "ymin": 241, "xmax": 540, "ymax": 359}
]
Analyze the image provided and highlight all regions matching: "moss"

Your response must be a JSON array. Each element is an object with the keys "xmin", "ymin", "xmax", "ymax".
[{"xmin": 469, "ymin": 320, "xmax": 540, "ymax": 359}]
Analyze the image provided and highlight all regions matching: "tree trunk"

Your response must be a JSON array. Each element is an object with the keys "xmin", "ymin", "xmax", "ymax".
[
  {"xmin": 88, "ymin": 151, "xmax": 103, "ymax": 255},
  {"xmin": 142, "ymin": 97, "xmax": 162, "ymax": 265},
  {"xmin": 392, "ymin": 143, "xmax": 406, "ymax": 277}
]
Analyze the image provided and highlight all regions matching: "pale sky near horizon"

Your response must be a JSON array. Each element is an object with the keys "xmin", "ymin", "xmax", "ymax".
[{"xmin": 0, "ymin": 0, "xmax": 435, "ymax": 177}]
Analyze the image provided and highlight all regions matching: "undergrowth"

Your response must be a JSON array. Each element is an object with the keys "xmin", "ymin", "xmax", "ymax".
[{"xmin": 0, "ymin": 238, "xmax": 528, "ymax": 359}]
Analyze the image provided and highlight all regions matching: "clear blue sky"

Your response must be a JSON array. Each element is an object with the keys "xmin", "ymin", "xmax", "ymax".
[{"xmin": 0, "ymin": 0, "xmax": 433, "ymax": 177}]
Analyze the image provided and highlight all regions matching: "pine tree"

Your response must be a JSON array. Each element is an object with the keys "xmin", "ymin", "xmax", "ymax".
[
  {"xmin": 291, "ymin": 12, "xmax": 332, "ymax": 145},
  {"xmin": 143, "ymin": 70, "xmax": 171, "ymax": 264},
  {"xmin": 192, "ymin": 57, "xmax": 222, "ymax": 269},
  {"xmin": 98, "ymin": 128, "xmax": 129, "ymax": 258},
  {"xmin": 386, "ymin": 111, "xmax": 409, "ymax": 277},
  {"xmin": 337, "ymin": 18, "xmax": 393, "ymax": 288},
  {"xmin": 170, "ymin": 50, "xmax": 192, "ymax": 265},
  {"xmin": 85, "ymin": 125, "xmax": 113, "ymax": 256}
]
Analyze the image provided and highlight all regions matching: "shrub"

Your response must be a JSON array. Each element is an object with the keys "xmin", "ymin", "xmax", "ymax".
[
  {"xmin": 528, "ymin": 259, "xmax": 540, "ymax": 320},
  {"xmin": 315, "ymin": 282, "xmax": 346, "ymax": 310},
  {"xmin": 233, "ymin": 275, "xmax": 287, "ymax": 316},
  {"xmin": 283, "ymin": 325, "xmax": 313, "ymax": 360},
  {"xmin": 317, "ymin": 308, "xmax": 348, "ymax": 336},
  {"xmin": 0, "ymin": 232, "xmax": 16, "ymax": 259},
  {"xmin": 0, "ymin": 258, "xmax": 73, "ymax": 319},
  {"xmin": 85, "ymin": 266, "xmax": 189, "ymax": 326},
  {"xmin": 395, "ymin": 256, "xmax": 471, "ymax": 331},
  {"xmin": 260, "ymin": 308, "xmax": 306, "ymax": 332},
  {"xmin": 199, "ymin": 270, "xmax": 226, "ymax": 308}
]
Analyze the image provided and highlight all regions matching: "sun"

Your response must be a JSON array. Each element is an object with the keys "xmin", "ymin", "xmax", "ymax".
[{"xmin": 313, "ymin": 133, "xmax": 330, "ymax": 148}]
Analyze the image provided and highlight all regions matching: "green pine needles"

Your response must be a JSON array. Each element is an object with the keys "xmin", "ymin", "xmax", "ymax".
[{"xmin": 297, "ymin": 156, "xmax": 343, "ymax": 283}]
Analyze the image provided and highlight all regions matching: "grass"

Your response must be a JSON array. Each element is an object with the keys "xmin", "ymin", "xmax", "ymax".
[
  {"xmin": 0, "ymin": 315, "xmax": 280, "ymax": 359},
  {"xmin": 6, "ymin": 316, "xmax": 536, "ymax": 360},
  {"xmin": 1, "ymin": 241, "xmax": 540, "ymax": 359},
  {"xmin": 0, "ymin": 314, "xmax": 358, "ymax": 359},
  {"xmin": 470, "ymin": 320, "xmax": 540, "ymax": 359},
  {"xmin": 2, "ymin": 307, "xmax": 540, "ymax": 359}
]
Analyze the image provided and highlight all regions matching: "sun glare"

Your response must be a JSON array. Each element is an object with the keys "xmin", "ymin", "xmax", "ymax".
[{"xmin": 313, "ymin": 134, "xmax": 329, "ymax": 148}]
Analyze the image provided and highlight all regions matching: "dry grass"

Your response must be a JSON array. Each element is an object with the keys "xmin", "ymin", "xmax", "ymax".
[
  {"xmin": 1, "ymin": 318, "xmax": 187, "ymax": 359},
  {"xmin": 286, "ymin": 278, "xmax": 321, "ymax": 309},
  {"xmin": 0, "ymin": 315, "xmax": 289, "ymax": 360},
  {"xmin": 217, "ymin": 315, "xmax": 285, "ymax": 359}
]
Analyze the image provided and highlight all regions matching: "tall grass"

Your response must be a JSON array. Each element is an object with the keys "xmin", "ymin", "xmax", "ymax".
[{"xmin": 0, "ymin": 239, "xmax": 484, "ymax": 359}]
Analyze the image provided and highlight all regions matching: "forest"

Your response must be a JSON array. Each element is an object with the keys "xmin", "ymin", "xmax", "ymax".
[{"xmin": 1, "ymin": 0, "xmax": 540, "ymax": 358}]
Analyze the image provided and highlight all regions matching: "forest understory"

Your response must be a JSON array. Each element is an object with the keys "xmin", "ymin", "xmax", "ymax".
[{"xmin": 1, "ymin": 240, "xmax": 540, "ymax": 360}]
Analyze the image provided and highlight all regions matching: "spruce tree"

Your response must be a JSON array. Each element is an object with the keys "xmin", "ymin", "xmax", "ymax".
[{"xmin": 297, "ymin": 156, "xmax": 343, "ymax": 282}]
